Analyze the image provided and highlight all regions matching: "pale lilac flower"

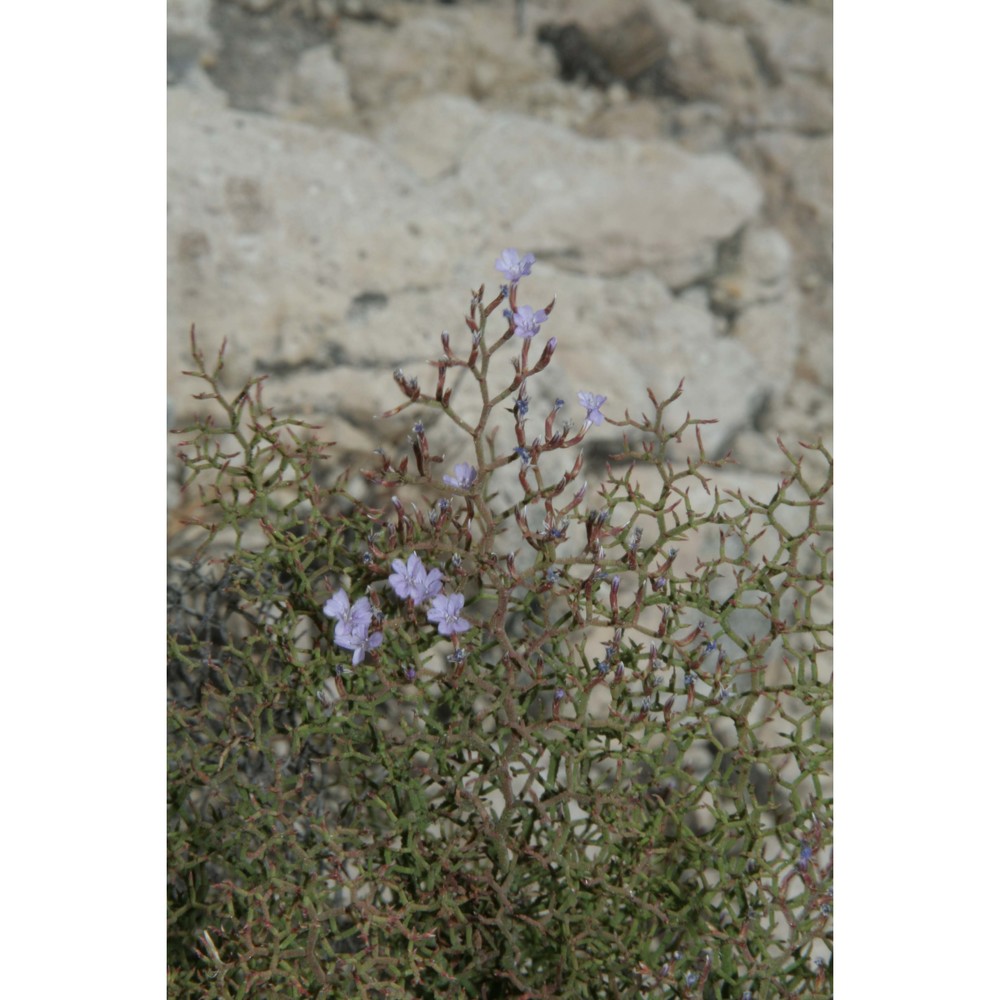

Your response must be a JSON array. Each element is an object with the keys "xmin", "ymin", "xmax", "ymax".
[
  {"xmin": 411, "ymin": 565, "xmax": 444, "ymax": 605},
  {"xmin": 322, "ymin": 590, "xmax": 351, "ymax": 622},
  {"xmin": 324, "ymin": 591, "xmax": 381, "ymax": 665},
  {"xmin": 512, "ymin": 305, "xmax": 548, "ymax": 339},
  {"xmin": 494, "ymin": 248, "xmax": 535, "ymax": 284},
  {"xmin": 388, "ymin": 553, "xmax": 427, "ymax": 601},
  {"xmin": 341, "ymin": 596, "xmax": 374, "ymax": 635},
  {"xmin": 443, "ymin": 461, "xmax": 477, "ymax": 490},
  {"xmin": 388, "ymin": 553, "xmax": 445, "ymax": 605},
  {"xmin": 427, "ymin": 592, "xmax": 472, "ymax": 636},
  {"xmin": 577, "ymin": 391, "xmax": 607, "ymax": 426},
  {"xmin": 335, "ymin": 620, "xmax": 384, "ymax": 666}
]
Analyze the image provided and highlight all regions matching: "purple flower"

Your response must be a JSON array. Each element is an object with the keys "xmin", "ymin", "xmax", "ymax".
[
  {"xmin": 345, "ymin": 596, "xmax": 374, "ymax": 633},
  {"xmin": 512, "ymin": 305, "xmax": 548, "ymax": 339},
  {"xmin": 389, "ymin": 553, "xmax": 445, "ymax": 605},
  {"xmin": 411, "ymin": 565, "xmax": 444, "ymax": 604},
  {"xmin": 335, "ymin": 620, "xmax": 384, "ymax": 666},
  {"xmin": 442, "ymin": 461, "xmax": 477, "ymax": 490},
  {"xmin": 322, "ymin": 590, "xmax": 351, "ymax": 622},
  {"xmin": 323, "ymin": 591, "xmax": 382, "ymax": 665},
  {"xmin": 389, "ymin": 553, "xmax": 426, "ymax": 601},
  {"xmin": 494, "ymin": 248, "xmax": 535, "ymax": 284},
  {"xmin": 427, "ymin": 592, "xmax": 472, "ymax": 636},
  {"xmin": 577, "ymin": 391, "xmax": 607, "ymax": 426},
  {"xmin": 324, "ymin": 591, "xmax": 373, "ymax": 632}
]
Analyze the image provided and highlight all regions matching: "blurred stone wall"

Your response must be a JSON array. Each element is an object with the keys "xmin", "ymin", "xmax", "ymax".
[{"xmin": 168, "ymin": 0, "xmax": 832, "ymax": 512}]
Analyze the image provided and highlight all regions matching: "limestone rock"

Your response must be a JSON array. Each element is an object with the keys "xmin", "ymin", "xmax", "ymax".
[
  {"xmin": 713, "ymin": 225, "xmax": 793, "ymax": 311},
  {"xmin": 167, "ymin": 0, "xmax": 218, "ymax": 87},
  {"xmin": 167, "ymin": 0, "xmax": 214, "ymax": 39},
  {"xmin": 730, "ymin": 300, "xmax": 800, "ymax": 399},
  {"xmin": 334, "ymin": 5, "xmax": 558, "ymax": 112},
  {"xmin": 375, "ymin": 93, "xmax": 487, "ymax": 181},
  {"xmin": 451, "ymin": 113, "xmax": 762, "ymax": 286},
  {"xmin": 749, "ymin": 131, "xmax": 833, "ymax": 279},
  {"xmin": 270, "ymin": 45, "xmax": 356, "ymax": 125}
]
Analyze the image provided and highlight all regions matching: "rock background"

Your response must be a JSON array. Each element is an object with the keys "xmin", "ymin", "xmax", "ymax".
[{"xmin": 168, "ymin": 0, "xmax": 832, "ymax": 518}]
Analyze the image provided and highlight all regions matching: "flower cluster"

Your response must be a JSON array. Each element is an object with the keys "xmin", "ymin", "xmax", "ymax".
[
  {"xmin": 323, "ymin": 554, "xmax": 472, "ymax": 667},
  {"xmin": 323, "ymin": 591, "xmax": 383, "ymax": 665},
  {"xmin": 389, "ymin": 552, "xmax": 472, "ymax": 636},
  {"xmin": 326, "ymin": 251, "xmax": 611, "ymax": 668}
]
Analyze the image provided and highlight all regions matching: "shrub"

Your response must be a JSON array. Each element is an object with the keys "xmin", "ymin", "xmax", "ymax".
[{"xmin": 168, "ymin": 251, "xmax": 832, "ymax": 998}]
